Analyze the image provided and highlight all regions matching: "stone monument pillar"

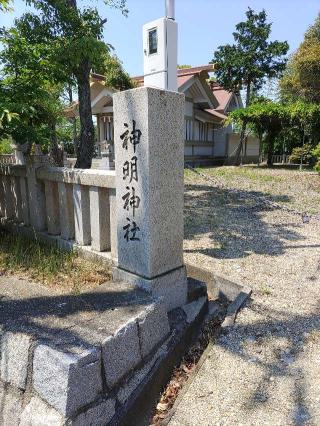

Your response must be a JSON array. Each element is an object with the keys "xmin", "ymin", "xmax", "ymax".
[{"xmin": 113, "ymin": 86, "xmax": 187, "ymax": 311}]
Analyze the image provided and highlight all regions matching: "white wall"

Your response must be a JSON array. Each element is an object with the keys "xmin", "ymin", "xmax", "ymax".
[
  {"xmin": 227, "ymin": 133, "xmax": 240, "ymax": 157},
  {"xmin": 184, "ymin": 146, "xmax": 193, "ymax": 156},
  {"xmin": 214, "ymin": 125, "xmax": 231, "ymax": 157},
  {"xmin": 194, "ymin": 146, "xmax": 213, "ymax": 156},
  {"xmin": 246, "ymin": 136, "xmax": 260, "ymax": 156},
  {"xmin": 228, "ymin": 133, "xmax": 260, "ymax": 157},
  {"xmin": 185, "ymin": 101, "xmax": 193, "ymax": 117}
]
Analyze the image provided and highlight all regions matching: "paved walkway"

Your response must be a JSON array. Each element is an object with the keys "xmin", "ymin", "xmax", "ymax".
[{"xmin": 171, "ymin": 187, "xmax": 320, "ymax": 425}]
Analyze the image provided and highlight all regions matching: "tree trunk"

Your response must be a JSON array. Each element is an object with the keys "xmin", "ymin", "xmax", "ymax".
[
  {"xmin": 235, "ymin": 122, "xmax": 247, "ymax": 166},
  {"xmin": 64, "ymin": 0, "xmax": 94, "ymax": 169},
  {"xmin": 74, "ymin": 59, "xmax": 95, "ymax": 169},
  {"xmin": 235, "ymin": 83, "xmax": 251, "ymax": 166},
  {"xmin": 257, "ymin": 136, "xmax": 262, "ymax": 167},
  {"xmin": 67, "ymin": 84, "xmax": 78, "ymax": 156},
  {"xmin": 266, "ymin": 133, "xmax": 274, "ymax": 167},
  {"xmin": 50, "ymin": 122, "xmax": 64, "ymax": 166}
]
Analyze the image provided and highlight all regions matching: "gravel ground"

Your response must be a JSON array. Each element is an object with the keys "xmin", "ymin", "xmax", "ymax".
[{"xmin": 171, "ymin": 168, "xmax": 320, "ymax": 426}]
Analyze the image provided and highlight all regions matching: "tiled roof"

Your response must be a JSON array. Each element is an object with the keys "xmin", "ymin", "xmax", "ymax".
[
  {"xmin": 210, "ymin": 84, "xmax": 233, "ymax": 112},
  {"xmin": 177, "ymin": 64, "xmax": 214, "ymax": 76},
  {"xmin": 205, "ymin": 109, "xmax": 227, "ymax": 120},
  {"xmin": 91, "ymin": 73, "xmax": 107, "ymax": 82},
  {"xmin": 90, "ymin": 66, "xmax": 236, "ymax": 119}
]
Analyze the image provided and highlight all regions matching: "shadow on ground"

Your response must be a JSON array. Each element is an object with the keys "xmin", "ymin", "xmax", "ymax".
[
  {"xmin": 217, "ymin": 299, "xmax": 320, "ymax": 425},
  {"xmin": 0, "ymin": 280, "xmax": 152, "ymax": 353},
  {"xmin": 184, "ymin": 182, "xmax": 305, "ymax": 259}
]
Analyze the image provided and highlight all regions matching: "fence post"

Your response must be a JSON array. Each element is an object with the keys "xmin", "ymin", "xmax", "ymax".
[
  {"xmin": 89, "ymin": 187, "xmax": 111, "ymax": 252},
  {"xmin": 58, "ymin": 182, "xmax": 75, "ymax": 240},
  {"xmin": 73, "ymin": 184, "xmax": 91, "ymax": 246},
  {"xmin": 26, "ymin": 157, "xmax": 47, "ymax": 231}
]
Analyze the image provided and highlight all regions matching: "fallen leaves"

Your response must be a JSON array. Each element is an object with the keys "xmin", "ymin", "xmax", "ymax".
[{"xmin": 150, "ymin": 318, "xmax": 221, "ymax": 425}]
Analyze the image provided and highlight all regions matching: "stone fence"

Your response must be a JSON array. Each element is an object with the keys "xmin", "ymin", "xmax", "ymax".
[
  {"xmin": 0, "ymin": 160, "xmax": 117, "ymax": 261},
  {"xmin": 0, "ymin": 87, "xmax": 189, "ymax": 425},
  {"xmin": 0, "ymin": 154, "xmax": 15, "ymax": 165},
  {"xmin": 0, "ymin": 87, "xmax": 187, "ymax": 313}
]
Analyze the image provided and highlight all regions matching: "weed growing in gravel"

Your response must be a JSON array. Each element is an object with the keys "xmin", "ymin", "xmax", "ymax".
[
  {"xmin": 0, "ymin": 230, "xmax": 111, "ymax": 292},
  {"xmin": 260, "ymin": 285, "xmax": 272, "ymax": 296}
]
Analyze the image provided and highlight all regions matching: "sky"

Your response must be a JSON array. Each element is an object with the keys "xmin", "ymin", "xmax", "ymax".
[{"xmin": 0, "ymin": 0, "xmax": 319, "ymax": 77}]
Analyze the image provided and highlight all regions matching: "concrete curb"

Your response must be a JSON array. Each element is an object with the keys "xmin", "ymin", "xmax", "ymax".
[
  {"xmin": 164, "ymin": 267, "xmax": 252, "ymax": 424},
  {"xmin": 115, "ymin": 294, "xmax": 209, "ymax": 426}
]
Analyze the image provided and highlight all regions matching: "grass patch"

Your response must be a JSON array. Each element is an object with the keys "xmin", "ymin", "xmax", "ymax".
[
  {"xmin": 185, "ymin": 166, "xmax": 320, "ymax": 214},
  {"xmin": 0, "ymin": 230, "xmax": 111, "ymax": 293}
]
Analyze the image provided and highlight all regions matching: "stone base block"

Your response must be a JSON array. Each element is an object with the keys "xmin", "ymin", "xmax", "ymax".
[
  {"xmin": 112, "ymin": 266, "xmax": 188, "ymax": 311},
  {"xmin": 20, "ymin": 397, "xmax": 63, "ymax": 426},
  {"xmin": 0, "ymin": 383, "xmax": 23, "ymax": 426},
  {"xmin": 33, "ymin": 344, "xmax": 102, "ymax": 417}
]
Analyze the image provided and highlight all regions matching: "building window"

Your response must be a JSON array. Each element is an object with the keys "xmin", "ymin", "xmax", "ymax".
[{"xmin": 148, "ymin": 28, "xmax": 158, "ymax": 55}]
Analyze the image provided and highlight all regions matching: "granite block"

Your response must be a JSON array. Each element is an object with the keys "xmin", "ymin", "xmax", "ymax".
[
  {"xmin": 117, "ymin": 343, "xmax": 167, "ymax": 405},
  {"xmin": 113, "ymin": 266, "xmax": 188, "ymax": 311},
  {"xmin": 182, "ymin": 296, "xmax": 207, "ymax": 324},
  {"xmin": 0, "ymin": 382, "xmax": 23, "ymax": 426},
  {"xmin": 109, "ymin": 188, "xmax": 117, "ymax": 259},
  {"xmin": 33, "ymin": 343, "xmax": 102, "ymax": 417},
  {"xmin": 137, "ymin": 303, "xmax": 170, "ymax": 359},
  {"xmin": 19, "ymin": 396, "xmax": 63, "ymax": 426},
  {"xmin": 113, "ymin": 87, "xmax": 185, "ymax": 279},
  {"xmin": 0, "ymin": 331, "xmax": 32, "ymax": 390},
  {"xmin": 102, "ymin": 319, "xmax": 141, "ymax": 388},
  {"xmin": 69, "ymin": 399, "xmax": 115, "ymax": 426}
]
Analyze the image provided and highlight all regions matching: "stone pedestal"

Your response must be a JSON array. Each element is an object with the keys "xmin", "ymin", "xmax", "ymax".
[{"xmin": 113, "ymin": 87, "xmax": 187, "ymax": 311}]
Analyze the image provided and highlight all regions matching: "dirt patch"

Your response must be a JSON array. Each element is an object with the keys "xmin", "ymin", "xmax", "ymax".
[{"xmin": 170, "ymin": 167, "xmax": 320, "ymax": 425}]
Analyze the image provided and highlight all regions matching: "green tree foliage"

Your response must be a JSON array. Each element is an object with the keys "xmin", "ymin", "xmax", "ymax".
[
  {"xmin": 22, "ymin": 0, "xmax": 128, "ymax": 168},
  {"xmin": 1, "ymin": 1, "xmax": 130, "ymax": 166},
  {"xmin": 280, "ymin": 15, "xmax": 320, "ymax": 103},
  {"xmin": 0, "ymin": 21, "xmax": 65, "ymax": 163},
  {"xmin": 312, "ymin": 144, "xmax": 320, "ymax": 173},
  {"xmin": 95, "ymin": 54, "xmax": 133, "ymax": 90},
  {"xmin": 211, "ymin": 8, "xmax": 289, "ymax": 165},
  {"xmin": 0, "ymin": 138, "xmax": 13, "ymax": 155},
  {"xmin": 289, "ymin": 144, "xmax": 316, "ymax": 166},
  {"xmin": 0, "ymin": 0, "xmax": 12, "ymax": 11},
  {"xmin": 212, "ymin": 8, "xmax": 289, "ymax": 107},
  {"xmin": 229, "ymin": 101, "xmax": 320, "ymax": 167}
]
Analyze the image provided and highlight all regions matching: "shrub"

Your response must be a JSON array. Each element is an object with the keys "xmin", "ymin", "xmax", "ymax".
[
  {"xmin": 289, "ymin": 143, "xmax": 316, "ymax": 166},
  {"xmin": 312, "ymin": 143, "xmax": 320, "ymax": 172},
  {"xmin": 0, "ymin": 138, "xmax": 13, "ymax": 154}
]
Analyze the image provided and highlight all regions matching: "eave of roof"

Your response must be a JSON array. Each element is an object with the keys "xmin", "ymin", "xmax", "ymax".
[{"xmin": 205, "ymin": 109, "xmax": 227, "ymax": 121}]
